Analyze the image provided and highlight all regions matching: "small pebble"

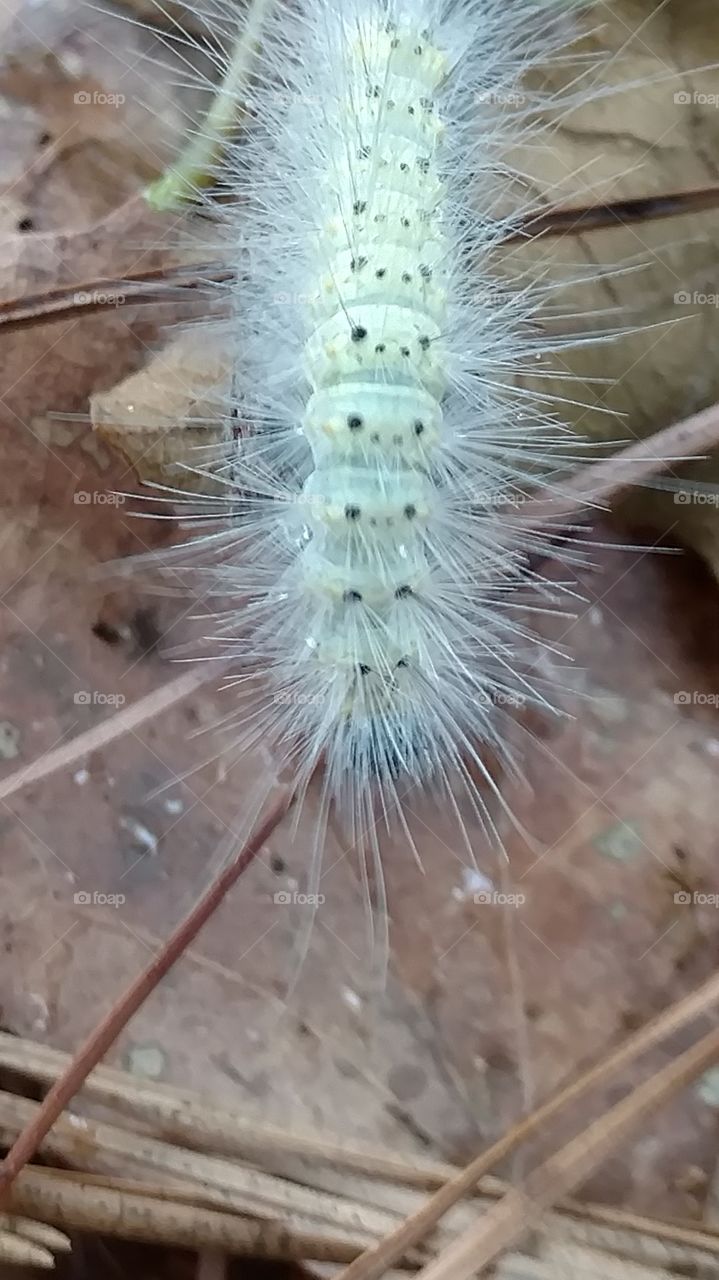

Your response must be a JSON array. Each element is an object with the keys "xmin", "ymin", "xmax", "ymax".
[
  {"xmin": 453, "ymin": 867, "xmax": 493, "ymax": 900},
  {"xmin": 119, "ymin": 816, "xmax": 158, "ymax": 855},
  {"xmin": 0, "ymin": 720, "xmax": 20, "ymax": 760},
  {"xmin": 697, "ymin": 1067, "xmax": 719, "ymax": 1108},
  {"xmin": 127, "ymin": 1043, "xmax": 166, "ymax": 1080}
]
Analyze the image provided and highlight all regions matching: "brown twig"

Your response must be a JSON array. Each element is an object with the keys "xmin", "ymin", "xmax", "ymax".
[
  {"xmin": 333, "ymin": 906, "xmax": 719, "ymax": 1280},
  {"xmin": 0, "ymin": 783, "xmax": 295, "ymax": 1199},
  {"xmin": 7, "ymin": 1166, "xmax": 369, "ymax": 1265},
  {"xmin": 0, "ymin": 1032, "xmax": 454, "ymax": 1187},
  {"xmin": 34, "ymin": 1163, "xmax": 719, "ymax": 1266},
  {"xmin": 0, "ymin": 1228, "xmax": 55, "ymax": 1270},
  {"xmin": 6, "ymin": 1035, "xmax": 719, "ymax": 1267},
  {"xmin": 502, "ymin": 185, "xmax": 719, "ymax": 243},
  {"xmin": 417, "ymin": 1027, "xmax": 719, "ymax": 1280},
  {"xmin": 0, "ymin": 1090, "xmax": 407, "ymax": 1240},
  {"xmin": 515, "ymin": 399, "xmax": 719, "ymax": 526},
  {"xmin": 0, "ymin": 265, "xmax": 232, "ymax": 334}
]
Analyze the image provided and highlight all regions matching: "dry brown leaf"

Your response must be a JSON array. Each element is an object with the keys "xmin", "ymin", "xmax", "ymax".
[
  {"xmin": 91, "ymin": 330, "xmax": 232, "ymax": 493},
  {"xmin": 0, "ymin": 0, "xmax": 210, "ymax": 228},
  {"xmin": 508, "ymin": 0, "xmax": 719, "ymax": 570}
]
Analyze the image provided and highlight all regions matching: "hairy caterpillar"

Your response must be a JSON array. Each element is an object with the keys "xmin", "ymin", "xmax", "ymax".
[{"xmin": 150, "ymin": 0, "xmax": 596, "ymax": 852}]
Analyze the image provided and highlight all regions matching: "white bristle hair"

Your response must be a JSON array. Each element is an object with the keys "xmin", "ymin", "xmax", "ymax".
[{"xmin": 158, "ymin": 0, "xmax": 596, "ymax": 853}]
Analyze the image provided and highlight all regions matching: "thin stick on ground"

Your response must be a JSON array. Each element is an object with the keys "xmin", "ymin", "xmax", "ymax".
[
  {"xmin": 7, "ymin": 1167, "xmax": 368, "ymax": 1265},
  {"xmin": 0, "ymin": 1229, "xmax": 55, "ymax": 1270},
  {"xmin": 0, "ymin": 265, "xmax": 232, "ymax": 334},
  {"xmin": 415, "ymin": 1027, "xmax": 719, "ymax": 1280},
  {"xmin": 0, "ymin": 783, "xmax": 295, "ymax": 1200},
  {"xmin": 335, "ymin": 965, "xmax": 719, "ymax": 1280},
  {"xmin": 515, "ymin": 399, "xmax": 719, "ymax": 524}
]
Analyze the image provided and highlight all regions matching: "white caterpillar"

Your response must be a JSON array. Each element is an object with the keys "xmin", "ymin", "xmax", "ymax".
[{"xmin": 162, "ymin": 0, "xmax": 592, "ymax": 846}]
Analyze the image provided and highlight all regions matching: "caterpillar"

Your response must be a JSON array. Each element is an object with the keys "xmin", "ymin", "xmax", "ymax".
[{"xmin": 152, "ymin": 0, "xmax": 595, "ymax": 853}]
